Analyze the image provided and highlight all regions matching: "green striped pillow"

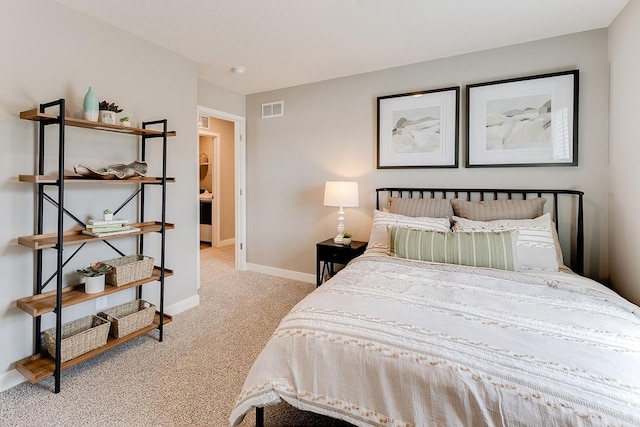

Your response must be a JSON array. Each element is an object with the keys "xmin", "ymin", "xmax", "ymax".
[{"xmin": 389, "ymin": 227, "xmax": 518, "ymax": 271}]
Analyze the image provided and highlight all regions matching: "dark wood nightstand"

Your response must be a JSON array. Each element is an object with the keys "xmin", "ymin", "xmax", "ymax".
[{"xmin": 316, "ymin": 238, "xmax": 367, "ymax": 286}]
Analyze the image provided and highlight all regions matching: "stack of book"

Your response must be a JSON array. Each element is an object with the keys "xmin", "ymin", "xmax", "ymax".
[{"xmin": 82, "ymin": 218, "xmax": 140, "ymax": 237}]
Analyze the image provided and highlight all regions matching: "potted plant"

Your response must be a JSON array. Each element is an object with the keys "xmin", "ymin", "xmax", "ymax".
[
  {"xmin": 77, "ymin": 262, "xmax": 112, "ymax": 294},
  {"xmin": 103, "ymin": 209, "xmax": 113, "ymax": 221},
  {"xmin": 342, "ymin": 232, "xmax": 352, "ymax": 245},
  {"xmin": 119, "ymin": 116, "xmax": 131, "ymax": 127},
  {"xmin": 98, "ymin": 100, "xmax": 123, "ymax": 124}
]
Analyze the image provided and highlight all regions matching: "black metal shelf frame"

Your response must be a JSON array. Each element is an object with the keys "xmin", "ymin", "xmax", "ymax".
[{"xmin": 30, "ymin": 99, "xmax": 170, "ymax": 393}]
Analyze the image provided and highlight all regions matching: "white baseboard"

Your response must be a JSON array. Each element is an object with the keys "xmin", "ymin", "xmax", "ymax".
[
  {"xmin": 246, "ymin": 263, "xmax": 315, "ymax": 284},
  {"xmin": 218, "ymin": 238, "xmax": 235, "ymax": 247},
  {"xmin": 164, "ymin": 294, "xmax": 200, "ymax": 316},
  {"xmin": 0, "ymin": 295, "xmax": 201, "ymax": 393},
  {"xmin": 0, "ymin": 368, "xmax": 26, "ymax": 392}
]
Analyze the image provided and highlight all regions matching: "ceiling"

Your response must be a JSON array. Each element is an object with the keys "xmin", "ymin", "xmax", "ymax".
[{"xmin": 56, "ymin": 0, "xmax": 628, "ymax": 95}]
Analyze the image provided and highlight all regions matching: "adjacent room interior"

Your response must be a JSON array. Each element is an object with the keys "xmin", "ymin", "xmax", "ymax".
[{"xmin": 198, "ymin": 113, "xmax": 236, "ymax": 250}]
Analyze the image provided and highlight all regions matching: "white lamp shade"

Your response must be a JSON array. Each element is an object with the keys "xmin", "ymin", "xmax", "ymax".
[{"xmin": 323, "ymin": 181, "xmax": 359, "ymax": 207}]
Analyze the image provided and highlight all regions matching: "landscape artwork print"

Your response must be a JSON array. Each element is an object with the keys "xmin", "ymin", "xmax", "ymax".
[
  {"xmin": 377, "ymin": 87, "xmax": 459, "ymax": 168},
  {"xmin": 466, "ymin": 70, "xmax": 578, "ymax": 167},
  {"xmin": 391, "ymin": 105, "xmax": 442, "ymax": 154},
  {"xmin": 485, "ymin": 93, "xmax": 552, "ymax": 152}
]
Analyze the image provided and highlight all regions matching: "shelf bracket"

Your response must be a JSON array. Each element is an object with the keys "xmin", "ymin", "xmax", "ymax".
[
  {"xmin": 101, "ymin": 239, "xmax": 126, "ymax": 258},
  {"xmin": 113, "ymin": 187, "xmax": 143, "ymax": 217},
  {"xmin": 42, "ymin": 192, "xmax": 85, "ymax": 227},
  {"xmin": 39, "ymin": 244, "xmax": 85, "ymax": 293}
]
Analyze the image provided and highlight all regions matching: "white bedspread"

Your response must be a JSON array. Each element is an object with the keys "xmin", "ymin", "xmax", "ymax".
[{"xmin": 230, "ymin": 255, "xmax": 640, "ymax": 426}]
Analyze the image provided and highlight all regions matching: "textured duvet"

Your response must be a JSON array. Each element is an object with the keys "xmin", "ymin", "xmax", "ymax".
[{"xmin": 230, "ymin": 254, "xmax": 640, "ymax": 426}]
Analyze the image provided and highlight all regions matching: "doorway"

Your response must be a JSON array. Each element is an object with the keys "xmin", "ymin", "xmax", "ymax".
[
  {"xmin": 199, "ymin": 119, "xmax": 233, "ymax": 249},
  {"xmin": 198, "ymin": 132, "xmax": 219, "ymax": 247},
  {"xmin": 197, "ymin": 106, "xmax": 246, "ymax": 271}
]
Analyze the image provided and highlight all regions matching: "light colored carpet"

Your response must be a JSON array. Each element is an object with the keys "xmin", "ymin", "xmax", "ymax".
[{"xmin": 0, "ymin": 245, "xmax": 352, "ymax": 426}]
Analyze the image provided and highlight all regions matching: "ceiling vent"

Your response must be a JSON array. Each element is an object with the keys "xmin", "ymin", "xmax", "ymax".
[
  {"xmin": 198, "ymin": 115, "xmax": 210, "ymax": 129},
  {"xmin": 262, "ymin": 101, "xmax": 284, "ymax": 119}
]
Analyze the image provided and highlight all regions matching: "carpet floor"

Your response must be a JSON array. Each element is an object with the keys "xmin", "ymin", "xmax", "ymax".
[{"xmin": 0, "ymin": 245, "xmax": 352, "ymax": 426}]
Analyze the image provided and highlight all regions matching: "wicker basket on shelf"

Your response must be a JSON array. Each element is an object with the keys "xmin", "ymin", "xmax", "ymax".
[
  {"xmin": 42, "ymin": 315, "xmax": 110, "ymax": 363},
  {"xmin": 99, "ymin": 300, "xmax": 156, "ymax": 339},
  {"xmin": 103, "ymin": 255, "xmax": 154, "ymax": 286}
]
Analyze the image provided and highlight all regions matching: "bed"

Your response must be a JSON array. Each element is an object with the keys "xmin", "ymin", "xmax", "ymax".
[{"xmin": 230, "ymin": 188, "xmax": 640, "ymax": 427}]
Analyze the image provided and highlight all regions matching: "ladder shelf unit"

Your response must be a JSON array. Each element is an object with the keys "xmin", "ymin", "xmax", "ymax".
[{"xmin": 15, "ymin": 99, "xmax": 175, "ymax": 392}]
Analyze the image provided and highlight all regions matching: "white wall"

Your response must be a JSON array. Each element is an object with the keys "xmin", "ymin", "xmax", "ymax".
[
  {"xmin": 609, "ymin": 0, "xmax": 640, "ymax": 305},
  {"xmin": 246, "ymin": 30, "xmax": 611, "ymax": 284},
  {"xmin": 0, "ymin": 0, "xmax": 199, "ymax": 389},
  {"xmin": 198, "ymin": 79, "xmax": 246, "ymax": 118}
]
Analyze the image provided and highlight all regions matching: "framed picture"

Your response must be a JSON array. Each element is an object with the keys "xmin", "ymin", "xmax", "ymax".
[
  {"xmin": 466, "ymin": 70, "xmax": 578, "ymax": 167},
  {"xmin": 377, "ymin": 86, "xmax": 459, "ymax": 168}
]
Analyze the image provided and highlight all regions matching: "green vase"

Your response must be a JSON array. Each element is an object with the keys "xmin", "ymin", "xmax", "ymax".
[{"xmin": 83, "ymin": 86, "xmax": 99, "ymax": 121}]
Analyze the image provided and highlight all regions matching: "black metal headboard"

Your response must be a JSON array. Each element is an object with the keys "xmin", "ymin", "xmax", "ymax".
[{"xmin": 376, "ymin": 188, "xmax": 584, "ymax": 275}]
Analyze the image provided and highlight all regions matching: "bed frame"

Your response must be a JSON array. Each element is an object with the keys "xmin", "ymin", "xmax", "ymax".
[{"xmin": 255, "ymin": 187, "xmax": 584, "ymax": 426}]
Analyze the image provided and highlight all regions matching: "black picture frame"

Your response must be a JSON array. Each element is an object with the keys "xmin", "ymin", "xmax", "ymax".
[
  {"xmin": 466, "ymin": 70, "xmax": 579, "ymax": 168},
  {"xmin": 377, "ymin": 86, "xmax": 460, "ymax": 169}
]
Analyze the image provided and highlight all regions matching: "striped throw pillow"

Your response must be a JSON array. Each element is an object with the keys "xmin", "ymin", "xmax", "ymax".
[
  {"xmin": 451, "ymin": 198, "xmax": 546, "ymax": 221},
  {"xmin": 389, "ymin": 227, "xmax": 518, "ymax": 271},
  {"xmin": 389, "ymin": 197, "xmax": 454, "ymax": 219},
  {"xmin": 452, "ymin": 213, "xmax": 559, "ymax": 272}
]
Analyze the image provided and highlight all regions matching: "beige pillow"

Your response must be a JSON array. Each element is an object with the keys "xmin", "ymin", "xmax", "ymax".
[
  {"xmin": 366, "ymin": 210, "xmax": 451, "ymax": 255},
  {"xmin": 451, "ymin": 198, "xmax": 546, "ymax": 221},
  {"xmin": 389, "ymin": 197, "xmax": 454, "ymax": 219},
  {"xmin": 452, "ymin": 213, "xmax": 559, "ymax": 272}
]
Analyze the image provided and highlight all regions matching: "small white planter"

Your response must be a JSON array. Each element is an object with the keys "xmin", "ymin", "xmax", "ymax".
[
  {"xmin": 103, "ymin": 213, "xmax": 113, "ymax": 221},
  {"xmin": 84, "ymin": 275, "xmax": 106, "ymax": 294},
  {"xmin": 99, "ymin": 110, "xmax": 117, "ymax": 124},
  {"xmin": 120, "ymin": 120, "xmax": 131, "ymax": 127},
  {"xmin": 342, "ymin": 237, "xmax": 352, "ymax": 245}
]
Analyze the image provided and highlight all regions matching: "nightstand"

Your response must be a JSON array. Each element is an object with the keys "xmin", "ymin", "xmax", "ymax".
[{"xmin": 316, "ymin": 238, "xmax": 367, "ymax": 286}]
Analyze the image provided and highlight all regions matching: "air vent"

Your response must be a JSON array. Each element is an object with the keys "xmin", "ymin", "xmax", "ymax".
[
  {"xmin": 198, "ymin": 115, "xmax": 210, "ymax": 129},
  {"xmin": 262, "ymin": 101, "xmax": 284, "ymax": 119}
]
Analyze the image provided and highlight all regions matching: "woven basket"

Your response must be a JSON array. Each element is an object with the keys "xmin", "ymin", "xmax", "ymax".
[
  {"xmin": 42, "ymin": 315, "xmax": 110, "ymax": 362},
  {"xmin": 103, "ymin": 255, "xmax": 154, "ymax": 286},
  {"xmin": 99, "ymin": 300, "xmax": 156, "ymax": 339}
]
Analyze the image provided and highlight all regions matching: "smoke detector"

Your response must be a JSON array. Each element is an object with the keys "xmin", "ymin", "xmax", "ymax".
[{"xmin": 231, "ymin": 66, "xmax": 246, "ymax": 74}]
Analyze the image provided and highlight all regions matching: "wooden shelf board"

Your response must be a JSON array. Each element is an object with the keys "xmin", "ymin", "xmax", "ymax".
[
  {"xmin": 20, "ymin": 109, "xmax": 176, "ymax": 137},
  {"xmin": 17, "ymin": 267, "xmax": 174, "ymax": 317},
  {"xmin": 18, "ymin": 221, "xmax": 175, "ymax": 250},
  {"xmin": 15, "ymin": 313, "xmax": 172, "ymax": 384},
  {"xmin": 18, "ymin": 175, "xmax": 175, "ymax": 184}
]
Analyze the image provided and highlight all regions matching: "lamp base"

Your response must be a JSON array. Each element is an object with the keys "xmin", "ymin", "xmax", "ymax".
[{"xmin": 333, "ymin": 234, "xmax": 344, "ymax": 244}]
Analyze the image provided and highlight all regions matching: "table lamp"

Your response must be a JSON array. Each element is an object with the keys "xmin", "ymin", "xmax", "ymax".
[{"xmin": 323, "ymin": 181, "xmax": 359, "ymax": 244}]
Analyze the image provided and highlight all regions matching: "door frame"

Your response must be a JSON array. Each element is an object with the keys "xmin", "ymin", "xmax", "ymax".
[{"xmin": 197, "ymin": 106, "xmax": 247, "ymax": 270}]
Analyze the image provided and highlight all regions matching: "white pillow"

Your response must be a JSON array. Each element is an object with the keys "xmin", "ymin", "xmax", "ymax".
[
  {"xmin": 452, "ymin": 213, "xmax": 559, "ymax": 272},
  {"xmin": 366, "ymin": 210, "xmax": 451, "ymax": 255}
]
